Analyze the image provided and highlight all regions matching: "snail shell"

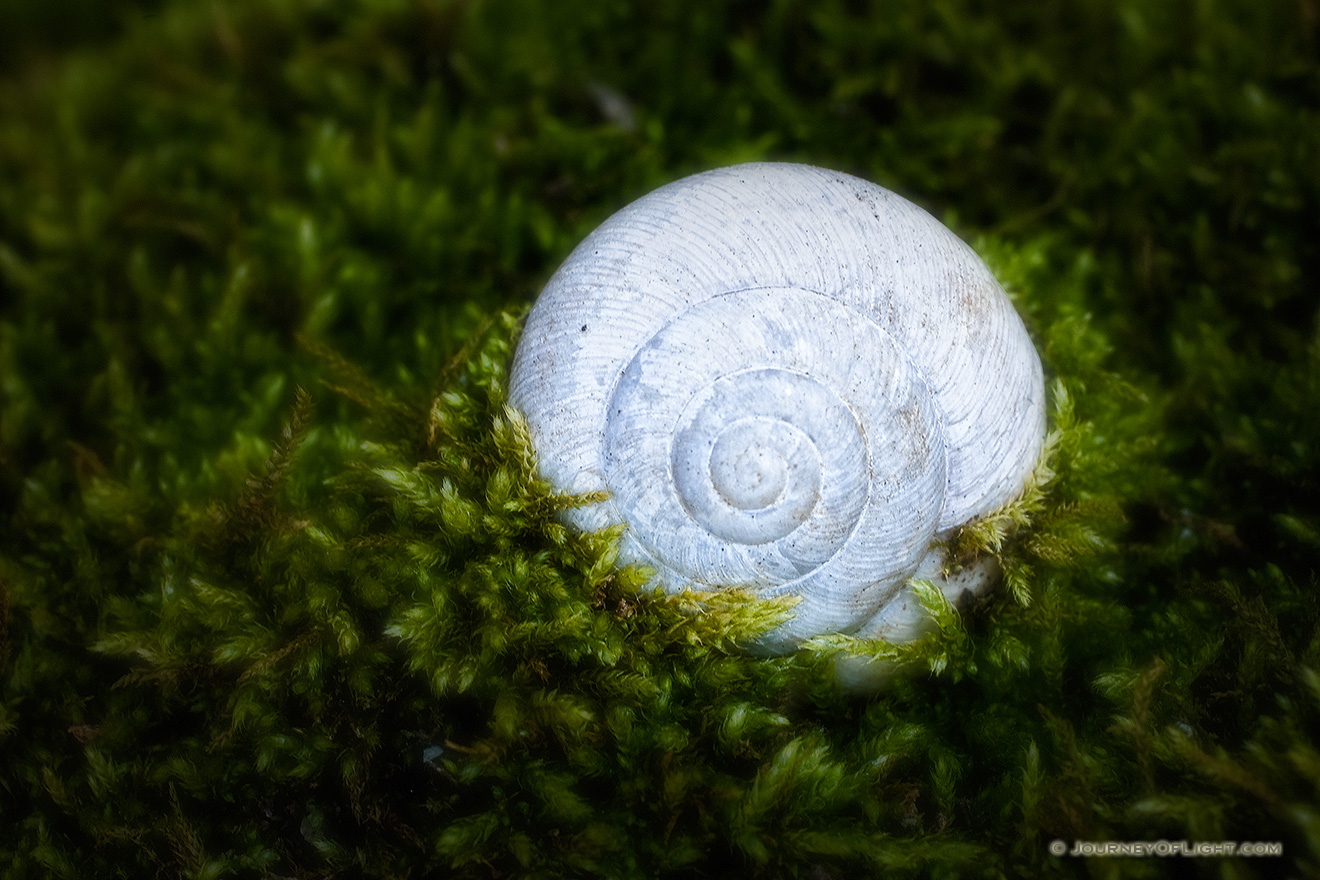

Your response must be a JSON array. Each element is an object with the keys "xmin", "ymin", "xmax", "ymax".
[{"xmin": 509, "ymin": 163, "xmax": 1045, "ymax": 654}]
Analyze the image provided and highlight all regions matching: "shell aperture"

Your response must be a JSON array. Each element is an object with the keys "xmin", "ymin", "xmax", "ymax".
[{"xmin": 509, "ymin": 163, "xmax": 1045, "ymax": 652}]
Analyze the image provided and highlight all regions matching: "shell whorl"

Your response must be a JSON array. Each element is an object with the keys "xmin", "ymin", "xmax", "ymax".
[{"xmin": 509, "ymin": 163, "xmax": 1045, "ymax": 651}]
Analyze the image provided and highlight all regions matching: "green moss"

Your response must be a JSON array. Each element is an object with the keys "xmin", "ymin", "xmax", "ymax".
[{"xmin": 1, "ymin": 0, "xmax": 1317, "ymax": 877}]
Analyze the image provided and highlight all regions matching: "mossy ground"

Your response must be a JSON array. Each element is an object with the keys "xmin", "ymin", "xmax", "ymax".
[{"xmin": 1, "ymin": 1, "xmax": 1317, "ymax": 877}]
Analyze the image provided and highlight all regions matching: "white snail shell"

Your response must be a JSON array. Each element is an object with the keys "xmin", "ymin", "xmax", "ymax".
[{"xmin": 509, "ymin": 163, "xmax": 1045, "ymax": 656}]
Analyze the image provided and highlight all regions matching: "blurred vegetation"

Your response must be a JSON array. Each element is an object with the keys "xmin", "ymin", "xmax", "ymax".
[{"xmin": 0, "ymin": 0, "xmax": 1316, "ymax": 877}]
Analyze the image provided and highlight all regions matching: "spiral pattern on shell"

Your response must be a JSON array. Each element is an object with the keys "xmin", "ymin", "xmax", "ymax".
[{"xmin": 510, "ymin": 163, "xmax": 1045, "ymax": 652}]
